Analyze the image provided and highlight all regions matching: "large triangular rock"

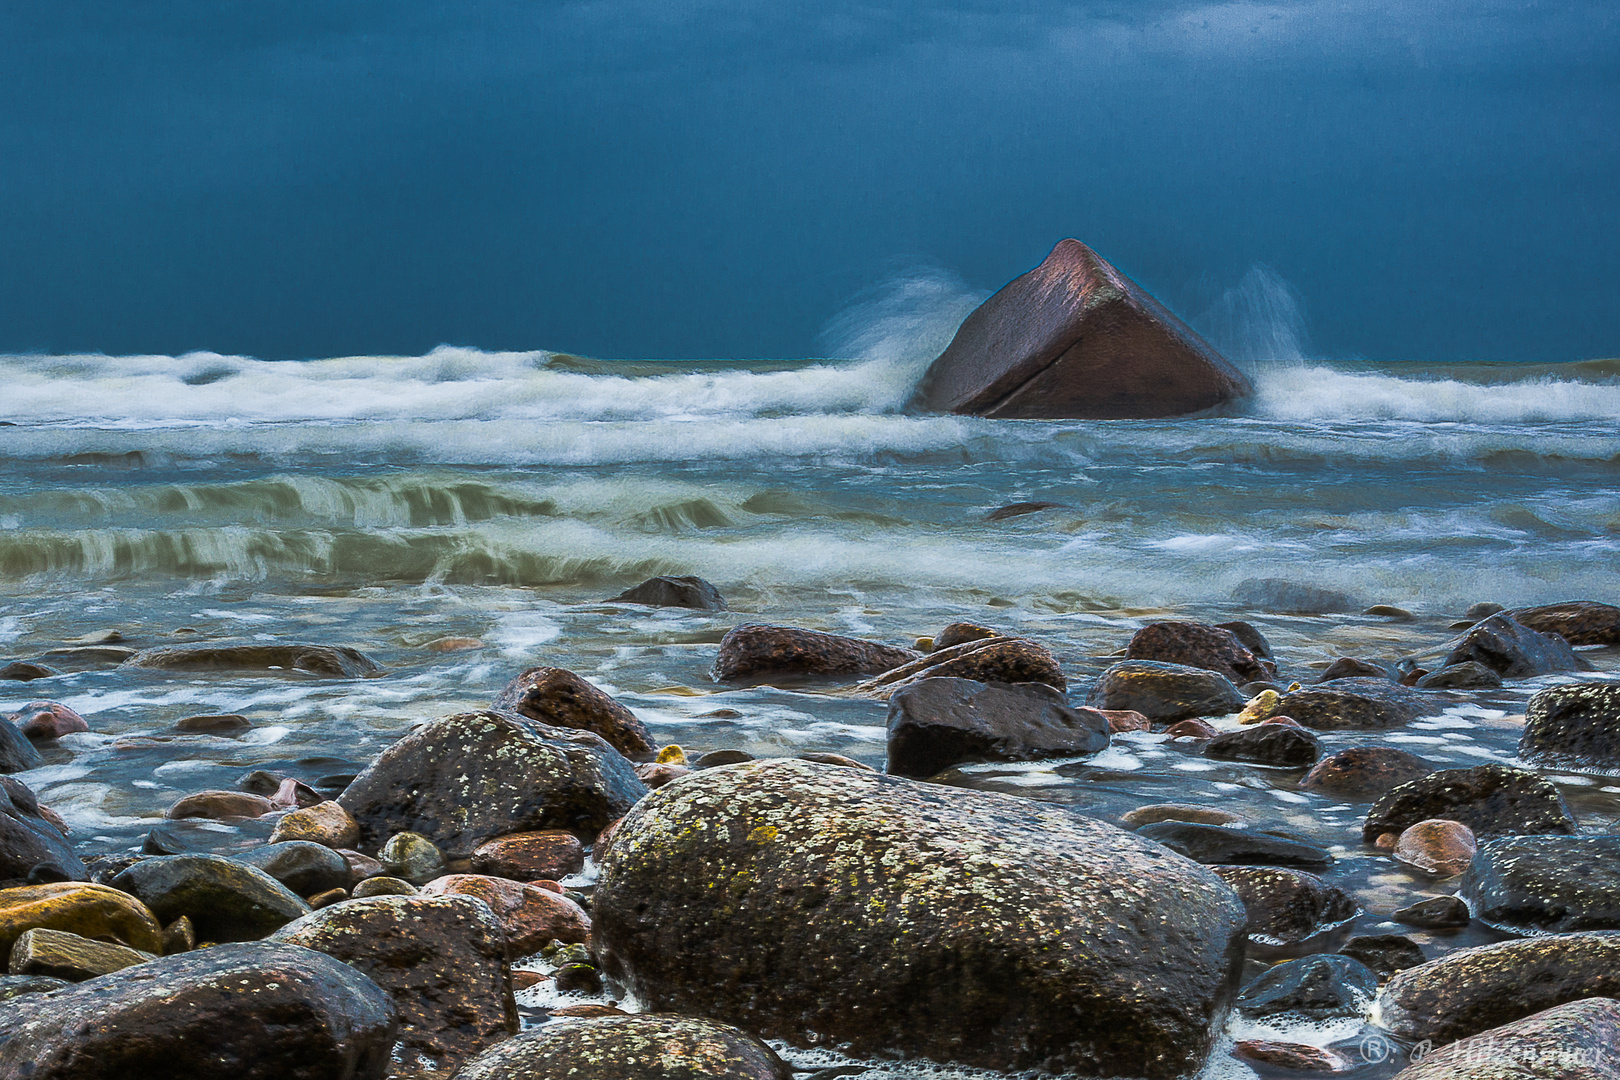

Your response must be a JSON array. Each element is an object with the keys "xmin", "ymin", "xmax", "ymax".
[{"xmin": 910, "ymin": 239, "xmax": 1251, "ymax": 419}]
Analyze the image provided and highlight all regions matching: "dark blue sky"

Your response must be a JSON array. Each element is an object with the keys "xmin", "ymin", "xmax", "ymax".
[{"xmin": 2, "ymin": 1, "xmax": 1616, "ymax": 362}]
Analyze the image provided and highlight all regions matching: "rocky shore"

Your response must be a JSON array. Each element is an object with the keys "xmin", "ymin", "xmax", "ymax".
[{"xmin": 2, "ymin": 585, "xmax": 1619, "ymax": 1079}]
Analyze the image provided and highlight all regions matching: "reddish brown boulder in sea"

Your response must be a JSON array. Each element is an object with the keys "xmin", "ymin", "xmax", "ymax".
[{"xmin": 909, "ymin": 239, "xmax": 1251, "ymax": 419}]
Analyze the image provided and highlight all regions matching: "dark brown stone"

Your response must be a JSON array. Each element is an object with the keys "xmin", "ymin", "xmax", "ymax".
[
  {"xmin": 1, "ymin": 778, "xmax": 84, "ymax": 883},
  {"xmin": 986, "ymin": 501, "xmax": 1065, "ymax": 521},
  {"xmin": 908, "ymin": 239, "xmax": 1250, "ymax": 419},
  {"xmin": 593, "ymin": 759, "xmax": 1246, "ymax": 1079},
  {"xmin": 491, "ymin": 666, "xmax": 654, "ymax": 758},
  {"xmin": 933, "ymin": 621, "xmax": 1000, "ymax": 650},
  {"xmin": 0, "ymin": 718, "xmax": 44, "ymax": 774},
  {"xmin": 0, "ymin": 662, "xmax": 58, "ymax": 682},
  {"xmin": 121, "ymin": 643, "xmax": 382, "ymax": 677},
  {"xmin": 1203, "ymin": 725, "xmax": 1322, "ymax": 768},
  {"xmin": 1164, "ymin": 718, "xmax": 1220, "ymax": 739},
  {"xmin": 635, "ymin": 762, "xmax": 690, "ymax": 788},
  {"xmin": 1301, "ymin": 746, "xmax": 1435, "ymax": 799},
  {"xmin": 1316, "ymin": 657, "xmax": 1392, "ymax": 682},
  {"xmin": 854, "ymin": 636, "xmax": 1066, "ymax": 700},
  {"xmin": 1127, "ymin": 621, "xmax": 1272, "ymax": 684},
  {"xmin": 1084, "ymin": 660, "xmax": 1245, "ymax": 722},
  {"xmin": 1442, "ymin": 613, "xmax": 1591, "ymax": 678},
  {"xmin": 1521, "ymin": 682, "xmax": 1620, "ymax": 769},
  {"xmin": 470, "ymin": 830, "xmax": 586, "ymax": 882},
  {"xmin": 609, "ymin": 575, "xmax": 727, "ymax": 611},
  {"xmin": 1233, "ymin": 1040, "xmax": 1350, "ymax": 1072},
  {"xmin": 1378, "ymin": 932, "xmax": 1620, "ymax": 1045},
  {"xmin": 174, "ymin": 713, "xmax": 252, "ymax": 733},
  {"xmin": 1460, "ymin": 835, "xmax": 1620, "ymax": 935},
  {"xmin": 1277, "ymin": 677, "xmax": 1440, "ymax": 730},
  {"xmin": 1363, "ymin": 764, "xmax": 1578, "ymax": 842},
  {"xmin": 270, "ymin": 895, "xmax": 517, "ymax": 1079},
  {"xmin": 1338, "ymin": 933, "xmax": 1426, "ymax": 980},
  {"xmin": 164, "ymin": 790, "xmax": 277, "ymax": 821},
  {"xmin": 338, "ymin": 710, "xmax": 647, "ymax": 858},
  {"xmin": 453, "ymin": 1015, "xmax": 793, "ymax": 1080},
  {"xmin": 1394, "ymin": 895, "xmax": 1470, "ymax": 929},
  {"xmin": 1392, "ymin": 998, "xmax": 1620, "ymax": 1080},
  {"xmin": 884, "ymin": 677, "xmax": 1109, "ymax": 777},
  {"xmin": 1509, "ymin": 600, "xmax": 1620, "ymax": 646},
  {"xmin": 1212, "ymin": 865, "xmax": 1357, "ymax": 945},
  {"xmin": 711, "ymin": 624, "xmax": 920, "ymax": 683},
  {"xmin": 0, "ymin": 941, "xmax": 399, "ymax": 1080},
  {"xmin": 419, "ymin": 874, "xmax": 589, "ymax": 956}
]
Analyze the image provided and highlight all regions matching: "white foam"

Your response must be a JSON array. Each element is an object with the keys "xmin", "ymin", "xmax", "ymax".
[{"xmin": 1250, "ymin": 362, "xmax": 1620, "ymax": 424}]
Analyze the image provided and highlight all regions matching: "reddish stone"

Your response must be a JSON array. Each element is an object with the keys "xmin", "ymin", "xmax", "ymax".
[
  {"xmin": 270, "ymin": 778, "xmax": 323, "ymax": 810},
  {"xmin": 634, "ymin": 762, "xmax": 691, "ymax": 789},
  {"xmin": 1127, "ymin": 622, "xmax": 1271, "ymax": 685},
  {"xmin": 909, "ymin": 239, "xmax": 1250, "ymax": 419},
  {"xmin": 511, "ymin": 970, "xmax": 548, "ymax": 991},
  {"xmin": 164, "ymin": 790, "xmax": 277, "ymax": 821},
  {"xmin": 491, "ymin": 667, "xmax": 654, "ymax": 757},
  {"xmin": 711, "ymin": 625, "xmax": 920, "ymax": 684},
  {"xmin": 1233, "ymin": 1040, "xmax": 1350, "ymax": 1072},
  {"xmin": 1393, "ymin": 819, "xmax": 1477, "ymax": 876},
  {"xmin": 1163, "ymin": 719, "xmax": 1218, "ymax": 739},
  {"xmin": 527, "ymin": 880, "xmax": 563, "ymax": 894},
  {"xmin": 10, "ymin": 702, "xmax": 89, "ymax": 741},
  {"xmin": 1261, "ymin": 715, "xmax": 1304, "ymax": 728},
  {"xmin": 1100, "ymin": 710, "xmax": 1151, "ymax": 733},
  {"xmin": 420, "ymin": 874, "xmax": 589, "ymax": 956},
  {"xmin": 470, "ymin": 831, "xmax": 586, "ymax": 882}
]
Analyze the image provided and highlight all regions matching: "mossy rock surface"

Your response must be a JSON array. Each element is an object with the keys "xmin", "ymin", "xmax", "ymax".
[
  {"xmin": 453, "ymin": 1014, "xmax": 790, "ymax": 1080},
  {"xmin": 593, "ymin": 758, "xmax": 1246, "ymax": 1079},
  {"xmin": 0, "ymin": 882, "xmax": 163, "ymax": 956}
]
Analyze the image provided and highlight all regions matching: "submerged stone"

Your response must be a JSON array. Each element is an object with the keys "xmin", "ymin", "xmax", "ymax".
[
  {"xmin": 884, "ymin": 677, "xmax": 1108, "ymax": 777},
  {"xmin": 710, "ymin": 624, "xmax": 918, "ymax": 683},
  {"xmin": 593, "ymin": 759, "xmax": 1247, "ymax": 1079},
  {"xmin": 609, "ymin": 575, "xmax": 728, "ymax": 611},
  {"xmin": 121, "ymin": 642, "xmax": 382, "ymax": 677}
]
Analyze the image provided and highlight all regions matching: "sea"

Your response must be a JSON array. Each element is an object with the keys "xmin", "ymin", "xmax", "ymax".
[{"xmin": 2, "ymin": 275, "xmax": 1618, "ymax": 1077}]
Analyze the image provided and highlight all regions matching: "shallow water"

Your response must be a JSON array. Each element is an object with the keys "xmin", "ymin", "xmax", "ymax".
[{"xmin": 2, "ymin": 340, "xmax": 1619, "ymax": 1077}]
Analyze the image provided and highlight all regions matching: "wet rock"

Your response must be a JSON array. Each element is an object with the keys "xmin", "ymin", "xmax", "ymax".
[
  {"xmin": 609, "ymin": 575, "xmax": 727, "ymax": 611},
  {"xmin": 797, "ymin": 752, "xmax": 872, "ymax": 770},
  {"xmin": 0, "ymin": 882, "xmax": 163, "ymax": 955},
  {"xmin": 161, "ymin": 916, "xmax": 195, "ymax": 954},
  {"xmin": 1393, "ymin": 819, "xmax": 1478, "ymax": 876},
  {"xmin": 1164, "ymin": 718, "xmax": 1220, "ymax": 739},
  {"xmin": 1338, "ymin": 934, "xmax": 1426, "ymax": 980},
  {"xmin": 986, "ymin": 501, "xmax": 1065, "ymax": 521},
  {"xmin": 933, "ymin": 621, "xmax": 1000, "ymax": 650},
  {"xmin": 908, "ymin": 238, "xmax": 1249, "ymax": 419},
  {"xmin": 1235, "ymin": 954, "xmax": 1378, "ymax": 1020},
  {"xmin": 337, "ymin": 710, "xmax": 647, "ymax": 858},
  {"xmin": 237, "ymin": 769, "xmax": 286, "ymax": 796},
  {"xmin": 1121, "ymin": 803, "xmax": 1245, "ymax": 828},
  {"xmin": 272, "ymin": 777, "xmax": 324, "ymax": 810},
  {"xmin": 635, "ymin": 762, "xmax": 690, "ymax": 787},
  {"xmin": 1234, "ymin": 1040, "xmax": 1351, "ymax": 1073},
  {"xmin": 1391, "ymin": 997, "xmax": 1620, "ymax": 1080},
  {"xmin": 175, "ymin": 712, "xmax": 252, "ymax": 733},
  {"xmin": 1464, "ymin": 602, "xmax": 1507, "ymax": 621},
  {"xmin": 269, "ymin": 800, "xmax": 361, "ymax": 848},
  {"xmin": 1460, "ymin": 835, "xmax": 1620, "ymax": 935},
  {"xmin": 1084, "ymin": 660, "xmax": 1246, "ymax": 722},
  {"xmin": 1135, "ymin": 821, "xmax": 1333, "ymax": 868},
  {"xmin": 852, "ymin": 635, "xmax": 1066, "ymax": 699},
  {"xmin": 492, "ymin": 667, "xmax": 654, "ymax": 757},
  {"xmin": 1415, "ymin": 662, "xmax": 1504, "ymax": 690},
  {"xmin": 1521, "ymin": 682, "xmax": 1620, "ymax": 770},
  {"xmin": 121, "ymin": 642, "xmax": 383, "ymax": 677},
  {"xmin": 1203, "ymin": 724, "xmax": 1322, "ymax": 768},
  {"xmin": 1237, "ymin": 689, "xmax": 1283, "ymax": 725},
  {"xmin": 270, "ymin": 894, "xmax": 517, "ymax": 1078},
  {"xmin": 1365, "ymin": 605, "xmax": 1415, "ymax": 620},
  {"xmin": 1318, "ymin": 657, "xmax": 1393, "ymax": 682},
  {"xmin": 110, "ymin": 853, "xmax": 312, "ymax": 942},
  {"xmin": 0, "ymin": 661, "xmax": 58, "ymax": 681},
  {"xmin": 380, "ymin": 831, "xmax": 447, "ymax": 884},
  {"xmin": 1394, "ymin": 895, "xmax": 1471, "ymax": 929},
  {"xmin": 1212, "ymin": 866, "xmax": 1358, "ymax": 944},
  {"xmin": 1442, "ymin": 613, "xmax": 1590, "ymax": 679},
  {"xmin": 0, "ymin": 941, "xmax": 399, "ymax": 1080},
  {"xmin": 593, "ymin": 758, "xmax": 1247, "ymax": 1079},
  {"xmin": 695, "ymin": 749, "xmax": 754, "ymax": 768},
  {"xmin": 471, "ymin": 830, "xmax": 585, "ymax": 882},
  {"xmin": 1377, "ymin": 932, "xmax": 1620, "ymax": 1044},
  {"xmin": 1363, "ymin": 764, "xmax": 1578, "ymax": 842},
  {"xmin": 1510, "ymin": 600, "xmax": 1620, "ymax": 647},
  {"xmin": 1231, "ymin": 579, "xmax": 1358, "ymax": 615},
  {"xmin": 353, "ymin": 876, "xmax": 417, "ymax": 897},
  {"xmin": 710, "ymin": 624, "xmax": 919, "ymax": 683},
  {"xmin": 235, "ymin": 841, "xmax": 354, "ymax": 897},
  {"xmin": 0, "ymin": 974, "xmax": 71, "ymax": 1000},
  {"xmin": 9, "ymin": 927, "xmax": 154, "ymax": 981},
  {"xmin": 1277, "ymin": 678, "xmax": 1440, "ymax": 730},
  {"xmin": 1100, "ymin": 709, "xmax": 1151, "ymax": 733},
  {"xmin": 9, "ymin": 701, "xmax": 89, "ymax": 741},
  {"xmin": 165, "ymin": 789, "xmax": 277, "ymax": 821},
  {"xmin": 1, "ymin": 778, "xmax": 84, "ymax": 883},
  {"xmin": 1301, "ymin": 746, "xmax": 1435, "ymax": 799},
  {"xmin": 1217, "ymin": 620, "xmax": 1275, "ymax": 660},
  {"xmin": 1126, "ymin": 621, "xmax": 1272, "ymax": 685},
  {"xmin": 140, "ymin": 823, "xmax": 199, "ymax": 856},
  {"xmin": 884, "ymin": 677, "xmax": 1108, "ymax": 778},
  {"xmin": 338, "ymin": 848, "xmax": 383, "ymax": 880},
  {"xmin": 0, "ymin": 716, "xmax": 45, "ymax": 774},
  {"xmin": 419, "ymin": 874, "xmax": 589, "ymax": 956},
  {"xmin": 453, "ymin": 1014, "xmax": 793, "ymax": 1080}
]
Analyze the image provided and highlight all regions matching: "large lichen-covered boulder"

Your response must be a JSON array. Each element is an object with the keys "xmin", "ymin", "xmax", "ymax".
[
  {"xmin": 592, "ymin": 759, "xmax": 1247, "ymax": 1079},
  {"xmin": 270, "ymin": 895, "xmax": 517, "ymax": 1079},
  {"xmin": 1460, "ymin": 835, "xmax": 1620, "ymax": 935},
  {"xmin": 1376, "ymin": 933, "xmax": 1620, "ymax": 1045},
  {"xmin": 338, "ymin": 710, "xmax": 647, "ymax": 858},
  {"xmin": 0, "ymin": 942, "xmax": 399, "ymax": 1080},
  {"xmin": 1390, "ymin": 998, "xmax": 1620, "ymax": 1080},
  {"xmin": 452, "ymin": 1014, "xmax": 791, "ymax": 1080},
  {"xmin": 908, "ymin": 239, "xmax": 1250, "ymax": 419}
]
